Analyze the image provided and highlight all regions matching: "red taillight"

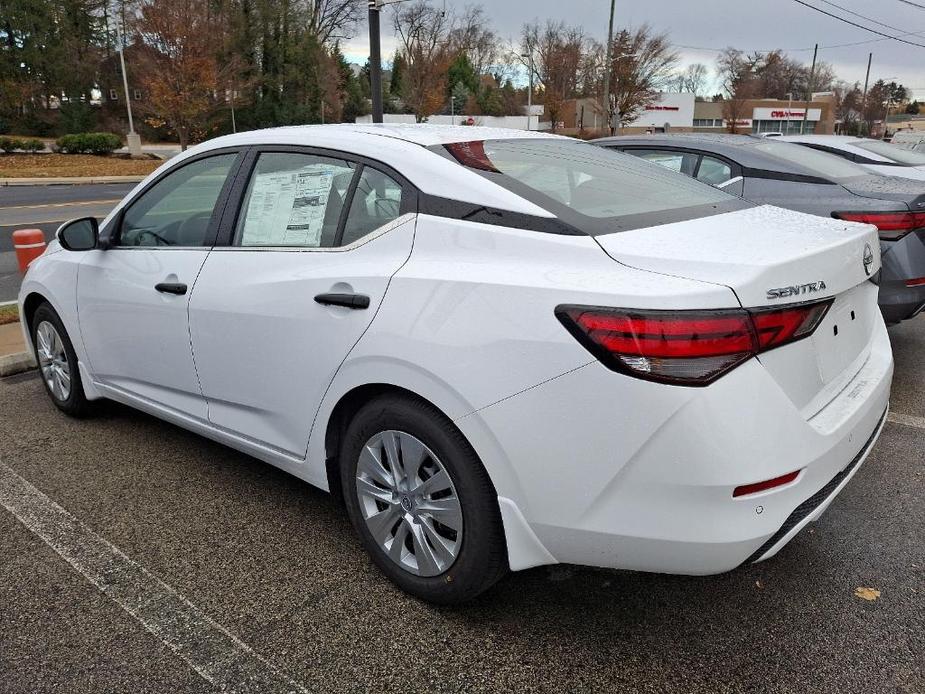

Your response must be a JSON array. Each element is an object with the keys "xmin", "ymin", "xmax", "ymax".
[
  {"xmin": 733, "ymin": 470, "xmax": 800, "ymax": 497},
  {"xmin": 444, "ymin": 141, "xmax": 500, "ymax": 172},
  {"xmin": 557, "ymin": 300, "xmax": 832, "ymax": 386},
  {"xmin": 834, "ymin": 211, "xmax": 925, "ymax": 241},
  {"xmin": 906, "ymin": 277, "xmax": 925, "ymax": 287}
]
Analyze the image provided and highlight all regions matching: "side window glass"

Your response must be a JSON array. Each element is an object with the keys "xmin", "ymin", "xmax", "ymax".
[
  {"xmin": 631, "ymin": 149, "xmax": 698, "ymax": 177},
  {"xmin": 340, "ymin": 167, "xmax": 404, "ymax": 246},
  {"xmin": 234, "ymin": 152, "xmax": 355, "ymax": 248},
  {"xmin": 696, "ymin": 156, "xmax": 733, "ymax": 185},
  {"xmin": 119, "ymin": 154, "xmax": 235, "ymax": 247}
]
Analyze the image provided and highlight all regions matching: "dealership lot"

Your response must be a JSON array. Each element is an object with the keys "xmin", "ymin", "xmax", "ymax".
[{"xmin": 0, "ymin": 316, "xmax": 921, "ymax": 693}]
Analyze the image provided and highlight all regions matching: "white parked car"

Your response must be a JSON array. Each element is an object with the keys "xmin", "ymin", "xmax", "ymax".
[
  {"xmin": 781, "ymin": 134, "xmax": 925, "ymax": 181},
  {"xmin": 19, "ymin": 125, "xmax": 892, "ymax": 603},
  {"xmin": 891, "ymin": 130, "xmax": 925, "ymax": 153}
]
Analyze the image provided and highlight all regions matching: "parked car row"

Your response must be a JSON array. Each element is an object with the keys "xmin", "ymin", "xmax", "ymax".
[
  {"xmin": 19, "ymin": 125, "xmax": 896, "ymax": 603},
  {"xmin": 597, "ymin": 133, "xmax": 925, "ymax": 325}
]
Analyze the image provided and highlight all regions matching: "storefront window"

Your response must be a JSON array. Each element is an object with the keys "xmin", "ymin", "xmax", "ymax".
[{"xmin": 752, "ymin": 120, "xmax": 817, "ymax": 135}]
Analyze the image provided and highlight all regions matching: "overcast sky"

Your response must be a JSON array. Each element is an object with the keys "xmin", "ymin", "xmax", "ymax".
[{"xmin": 341, "ymin": 0, "xmax": 925, "ymax": 99}]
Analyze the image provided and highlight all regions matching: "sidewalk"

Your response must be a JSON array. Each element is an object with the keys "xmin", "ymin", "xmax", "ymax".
[
  {"xmin": 0, "ymin": 321, "xmax": 34, "ymax": 376},
  {"xmin": 0, "ymin": 175, "xmax": 147, "ymax": 187}
]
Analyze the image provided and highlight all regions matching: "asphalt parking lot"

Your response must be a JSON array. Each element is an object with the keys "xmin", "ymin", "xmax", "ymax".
[{"xmin": 1, "ymin": 318, "xmax": 923, "ymax": 694}]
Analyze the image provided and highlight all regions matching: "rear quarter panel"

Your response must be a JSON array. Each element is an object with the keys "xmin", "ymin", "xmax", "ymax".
[{"xmin": 305, "ymin": 215, "xmax": 739, "ymax": 499}]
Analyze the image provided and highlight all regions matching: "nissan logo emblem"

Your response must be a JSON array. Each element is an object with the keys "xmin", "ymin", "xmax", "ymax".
[{"xmin": 863, "ymin": 243, "xmax": 874, "ymax": 276}]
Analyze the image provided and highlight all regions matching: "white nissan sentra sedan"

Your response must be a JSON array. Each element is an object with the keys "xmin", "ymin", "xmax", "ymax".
[{"xmin": 19, "ymin": 124, "xmax": 892, "ymax": 603}]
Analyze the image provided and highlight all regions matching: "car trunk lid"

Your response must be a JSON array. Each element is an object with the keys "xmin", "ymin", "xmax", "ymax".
[{"xmin": 593, "ymin": 204, "xmax": 882, "ymax": 415}]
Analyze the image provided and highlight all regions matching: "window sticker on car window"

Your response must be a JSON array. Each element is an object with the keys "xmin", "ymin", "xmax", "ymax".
[{"xmin": 239, "ymin": 164, "xmax": 337, "ymax": 246}]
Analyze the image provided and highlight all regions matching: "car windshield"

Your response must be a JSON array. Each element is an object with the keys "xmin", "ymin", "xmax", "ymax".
[
  {"xmin": 753, "ymin": 140, "xmax": 871, "ymax": 180},
  {"xmin": 853, "ymin": 140, "xmax": 925, "ymax": 166},
  {"xmin": 437, "ymin": 138, "xmax": 745, "ymax": 233}
]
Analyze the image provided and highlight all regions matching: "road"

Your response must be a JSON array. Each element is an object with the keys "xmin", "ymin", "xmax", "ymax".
[
  {"xmin": 0, "ymin": 317, "xmax": 923, "ymax": 693},
  {"xmin": 0, "ymin": 184, "xmax": 133, "ymax": 302}
]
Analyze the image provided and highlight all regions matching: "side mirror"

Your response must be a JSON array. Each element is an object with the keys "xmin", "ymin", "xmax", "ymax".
[{"xmin": 57, "ymin": 217, "xmax": 99, "ymax": 251}]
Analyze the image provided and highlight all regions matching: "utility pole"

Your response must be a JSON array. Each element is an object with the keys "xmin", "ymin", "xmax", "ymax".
[
  {"xmin": 801, "ymin": 43, "xmax": 818, "ymax": 135},
  {"xmin": 602, "ymin": 0, "xmax": 616, "ymax": 135},
  {"xmin": 115, "ymin": 22, "xmax": 142, "ymax": 157},
  {"xmin": 862, "ymin": 53, "xmax": 873, "ymax": 136},
  {"xmin": 368, "ymin": 0, "xmax": 383, "ymax": 123}
]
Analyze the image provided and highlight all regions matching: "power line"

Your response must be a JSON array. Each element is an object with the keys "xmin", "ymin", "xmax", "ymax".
[
  {"xmin": 672, "ymin": 29, "xmax": 925, "ymax": 54},
  {"xmin": 898, "ymin": 0, "xmax": 925, "ymax": 9},
  {"xmin": 814, "ymin": 0, "xmax": 925, "ymax": 36},
  {"xmin": 791, "ymin": 0, "xmax": 925, "ymax": 48}
]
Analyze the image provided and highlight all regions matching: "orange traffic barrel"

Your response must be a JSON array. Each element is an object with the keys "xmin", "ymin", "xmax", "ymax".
[{"xmin": 13, "ymin": 228, "xmax": 47, "ymax": 274}]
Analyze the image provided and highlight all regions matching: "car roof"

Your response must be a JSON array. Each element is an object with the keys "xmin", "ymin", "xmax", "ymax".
[
  {"xmin": 200, "ymin": 123, "xmax": 558, "ymax": 149},
  {"xmin": 138, "ymin": 125, "xmax": 564, "ymax": 219},
  {"xmin": 593, "ymin": 133, "xmax": 830, "ymax": 177},
  {"xmin": 778, "ymin": 135, "xmax": 897, "ymax": 162}
]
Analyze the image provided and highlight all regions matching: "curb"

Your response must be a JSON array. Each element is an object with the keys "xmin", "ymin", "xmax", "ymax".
[
  {"xmin": 0, "ymin": 352, "xmax": 36, "ymax": 377},
  {"xmin": 0, "ymin": 176, "xmax": 147, "ymax": 186}
]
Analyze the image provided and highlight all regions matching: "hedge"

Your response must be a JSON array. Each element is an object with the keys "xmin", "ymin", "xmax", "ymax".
[
  {"xmin": 55, "ymin": 132, "xmax": 123, "ymax": 155},
  {"xmin": 0, "ymin": 137, "xmax": 45, "ymax": 153}
]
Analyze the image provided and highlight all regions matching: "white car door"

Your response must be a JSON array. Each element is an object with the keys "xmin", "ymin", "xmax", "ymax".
[
  {"xmin": 77, "ymin": 152, "xmax": 241, "ymax": 419},
  {"xmin": 188, "ymin": 149, "xmax": 416, "ymax": 458}
]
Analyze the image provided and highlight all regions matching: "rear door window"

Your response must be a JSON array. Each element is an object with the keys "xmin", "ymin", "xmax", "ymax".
[
  {"xmin": 696, "ymin": 156, "xmax": 734, "ymax": 185},
  {"xmin": 340, "ymin": 167, "xmax": 404, "ymax": 245},
  {"xmin": 631, "ymin": 149, "xmax": 699, "ymax": 177}
]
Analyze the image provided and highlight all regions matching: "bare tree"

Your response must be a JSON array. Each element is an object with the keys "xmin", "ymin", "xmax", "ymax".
[
  {"xmin": 672, "ymin": 63, "xmax": 709, "ymax": 97},
  {"xmin": 521, "ymin": 21, "xmax": 584, "ymax": 131},
  {"xmin": 447, "ymin": 5, "xmax": 498, "ymax": 78},
  {"xmin": 392, "ymin": 0, "xmax": 453, "ymax": 121},
  {"xmin": 608, "ymin": 25, "xmax": 679, "ymax": 128},
  {"xmin": 721, "ymin": 78, "xmax": 756, "ymax": 133},
  {"xmin": 305, "ymin": 0, "xmax": 363, "ymax": 46}
]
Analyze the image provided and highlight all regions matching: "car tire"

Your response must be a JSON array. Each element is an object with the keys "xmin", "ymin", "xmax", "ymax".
[
  {"xmin": 31, "ymin": 302, "xmax": 92, "ymax": 418},
  {"xmin": 340, "ymin": 393, "xmax": 508, "ymax": 604}
]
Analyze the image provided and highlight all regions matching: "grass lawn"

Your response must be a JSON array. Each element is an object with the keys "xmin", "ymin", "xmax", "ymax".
[
  {"xmin": 0, "ymin": 304, "xmax": 20, "ymax": 325},
  {"xmin": 0, "ymin": 153, "xmax": 161, "ymax": 178}
]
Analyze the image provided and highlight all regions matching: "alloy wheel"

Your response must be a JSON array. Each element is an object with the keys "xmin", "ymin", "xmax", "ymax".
[
  {"xmin": 36, "ymin": 320, "xmax": 71, "ymax": 402},
  {"xmin": 355, "ymin": 430, "xmax": 463, "ymax": 577}
]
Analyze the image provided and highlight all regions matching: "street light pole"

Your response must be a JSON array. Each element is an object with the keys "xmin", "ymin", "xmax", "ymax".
[
  {"xmin": 368, "ymin": 0, "xmax": 383, "ymax": 123},
  {"xmin": 602, "ymin": 0, "xmax": 616, "ymax": 135},
  {"xmin": 520, "ymin": 52, "xmax": 534, "ymax": 130},
  {"xmin": 115, "ymin": 22, "xmax": 142, "ymax": 156}
]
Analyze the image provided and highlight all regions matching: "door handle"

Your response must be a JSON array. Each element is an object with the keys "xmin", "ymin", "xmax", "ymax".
[
  {"xmin": 155, "ymin": 282, "xmax": 188, "ymax": 295},
  {"xmin": 314, "ymin": 292, "xmax": 370, "ymax": 309}
]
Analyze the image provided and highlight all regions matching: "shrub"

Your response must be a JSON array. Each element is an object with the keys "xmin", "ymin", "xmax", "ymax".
[
  {"xmin": 0, "ymin": 137, "xmax": 25, "ymax": 153},
  {"xmin": 20, "ymin": 138, "xmax": 45, "ymax": 153},
  {"xmin": 55, "ymin": 132, "xmax": 123, "ymax": 155}
]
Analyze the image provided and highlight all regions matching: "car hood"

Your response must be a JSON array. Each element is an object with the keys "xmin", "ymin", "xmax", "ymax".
[{"xmin": 594, "ymin": 205, "xmax": 880, "ymax": 308}]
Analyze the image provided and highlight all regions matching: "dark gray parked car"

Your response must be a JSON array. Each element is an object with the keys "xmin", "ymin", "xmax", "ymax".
[{"xmin": 595, "ymin": 133, "xmax": 925, "ymax": 324}]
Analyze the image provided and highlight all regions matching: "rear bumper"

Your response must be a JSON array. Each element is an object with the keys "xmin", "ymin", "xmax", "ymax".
[
  {"xmin": 462, "ymin": 316, "xmax": 894, "ymax": 574},
  {"xmin": 744, "ymin": 406, "xmax": 886, "ymax": 564},
  {"xmin": 879, "ymin": 232, "xmax": 925, "ymax": 323},
  {"xmin": 878, "ymin": 280, "xmax": 925, "ymax": 324}
]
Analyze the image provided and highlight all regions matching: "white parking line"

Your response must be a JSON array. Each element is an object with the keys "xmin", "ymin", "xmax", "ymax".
[
  {"xmin": 887, "ymin": 412, "xmax": 925, "ymax": 430},
  {"xmin": 0, "ymin": 461, "xmax": 307, "ymax": 694}
]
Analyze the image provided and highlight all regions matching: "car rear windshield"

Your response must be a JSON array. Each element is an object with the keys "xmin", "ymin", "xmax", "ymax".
[
  {"xmin": 752, "ymin": 140, "xmax": 870, "ymax": 181},
  {"xmin": 435, "ymin": 138, "xmax": 748, "ymax": 234},
  {"xmin": 853, "ymin": 140, "xmax": 925, "ymax": 166}
]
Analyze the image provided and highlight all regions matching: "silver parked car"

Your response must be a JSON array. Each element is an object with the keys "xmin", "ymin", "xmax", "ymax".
[{"xmin": 595, "ymin": 133, "xmax": 925, "ymax": 324}]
